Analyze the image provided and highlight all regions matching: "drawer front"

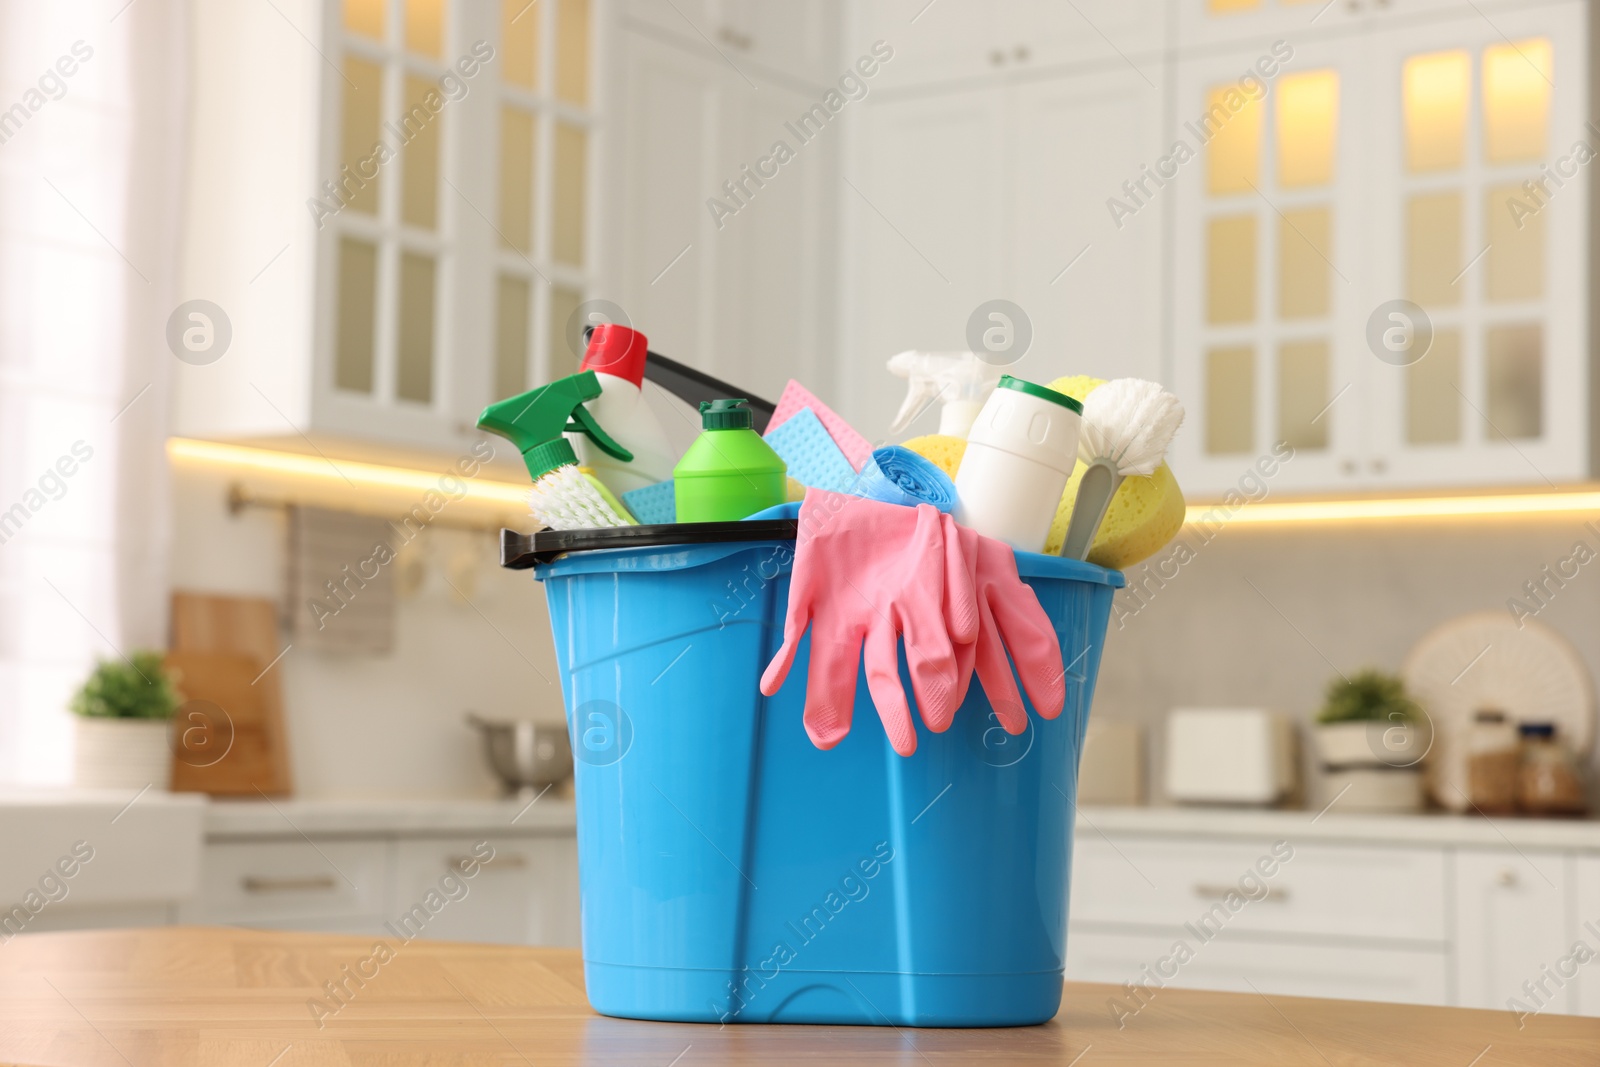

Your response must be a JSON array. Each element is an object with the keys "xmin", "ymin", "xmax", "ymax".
[
  {"xmin": 1070, "ymin": 836, "xmax": 1447, "ymax": 943},
  {"xmin": 180, "ymin": 840, "xmax": 390, "ymax": 923},
  {"xmin": 391, "ymin": 836, "xmax": 580, "ymax": 947},
  {"xmin": 1065, "ymin": 928, "xmax": 1450, "ymax": 1008}
]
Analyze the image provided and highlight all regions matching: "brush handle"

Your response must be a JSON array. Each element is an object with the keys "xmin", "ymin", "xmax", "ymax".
[{"xmin": 1059, "ymin": 462, "xmax": 1124, "ymax": 561}]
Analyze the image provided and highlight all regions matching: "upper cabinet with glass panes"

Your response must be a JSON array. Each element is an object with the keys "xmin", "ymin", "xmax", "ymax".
[
  {"xmin": 172, "ymin": 0, "xmax": 598, "ymax": 456},
  {"xmin": 1169, "ymin": 0, "xmax": 1589, "ymax": 494}
]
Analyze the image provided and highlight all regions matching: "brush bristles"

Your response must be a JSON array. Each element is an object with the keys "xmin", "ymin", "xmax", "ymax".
[
  {"xmin": 1078, "ymin": 378, "xmax": 1185, "ymax": 477},
  {"xmin": 529, "ymin": 466, "xmax": 632, "ymax": 530}
]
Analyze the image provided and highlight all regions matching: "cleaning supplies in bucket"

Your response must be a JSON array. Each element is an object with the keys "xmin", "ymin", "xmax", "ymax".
[
  {"xmin": 476, "ymin": 371, "xmax": 639, "ymax": 530},
  {"xmin": 1043, "ymin": 375, "xmax": 1189, "ymax": 567},
  {"xmin": 1059, "ymin": 379, "xmax": 1185, "ymax": 561},
  {"xmin": 850, "ymin": 445, "xmax": 958, "ymax": 512},
  {"xmin": 529, "ymin": 519, "xmax": 1123, "ymax": 1026},
  {"xmin": 953, "ymin": 375, "xmax": 1082, "ymax": 554},
  {"xmin": 570, "ymin": 324, "xmax": 679, "ymax": 494},
  {"xmin": 760, "ymin": 491, "xmax": 1064, "ymax": 756},
  {"xmin": 674, "ymin": 399, "xmax": 788, "ymax": 522},
  {"xmin": 525, "ymin": 440, "xmax": 634, "ymax": 530},
  {"xmin": 886, "ymin": 351, "xmax": 1002, "ymax": 438}
]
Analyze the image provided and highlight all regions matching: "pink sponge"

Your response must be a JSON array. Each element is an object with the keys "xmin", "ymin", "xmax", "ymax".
[{"xmin": 767, "ymin": 380, "xmax": 873, "ymax": 472}]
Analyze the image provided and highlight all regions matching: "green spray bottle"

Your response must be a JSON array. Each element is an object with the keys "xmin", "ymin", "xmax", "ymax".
[
  {"xmin": 477, "ymin": 371, "xmax": 638, "ymax": 527},
  {"xmin": 674, "ymin": 399, "xmax": 787, "ymax": 523}
]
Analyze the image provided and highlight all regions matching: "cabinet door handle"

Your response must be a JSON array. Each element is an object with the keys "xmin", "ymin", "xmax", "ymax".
[
  {"xmin": 242, "ymin": 875, "xmax": 338, "ymax": 894},
  {"xmin": 449, "ymin": 854, "xmax": 528, "ymax": 871},
  {"xmin": 1192, "ymin": 882, "xmax": 1289, "ymax": 903},
  {"xmin": 716, "ymin": 27, "xmax": 752, "ymax": 51},
  {"xmin": 1496, "ymin": 867, "xmax": 1519, "ymax": 888},
  {"xmin": 989, "ymin": 50, "xmax": 1006, "ymax": 67},
  {"xmin": 1341, "ymin": 459, "xmax": 1358, "ymax": 475}
]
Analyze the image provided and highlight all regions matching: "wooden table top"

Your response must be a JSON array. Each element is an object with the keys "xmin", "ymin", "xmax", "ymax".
[{"xmin": 0, "ymin": 927, "xmax": 1594, "ymax": 1066}]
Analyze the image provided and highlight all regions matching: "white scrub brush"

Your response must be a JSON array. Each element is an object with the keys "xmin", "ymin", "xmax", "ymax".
[
  {"xmin": 525, "ymin": 439, "xmax": 634, "ymax": 531},
  {"xmin": 1059, "ymin": 378, "xmax": 1185, "ymax": 561}
]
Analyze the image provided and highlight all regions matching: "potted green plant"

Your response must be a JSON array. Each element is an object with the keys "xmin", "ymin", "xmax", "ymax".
[
  {"xmin": 71, "ymin": 652, "xmax": 182, "ymax": 791},
  {"xmin": 1313, "ymin": 669, "xmax": 1430, "ymax": 812}
]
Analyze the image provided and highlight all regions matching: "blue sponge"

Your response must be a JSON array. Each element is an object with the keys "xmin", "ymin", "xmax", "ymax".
[
  {"xmin": 765, "ymin": 407, "xmax": 857, "ymax": 492},
  {"xmin": 622, "ymin": 480, "xmax": 677, "ymax": 525}
]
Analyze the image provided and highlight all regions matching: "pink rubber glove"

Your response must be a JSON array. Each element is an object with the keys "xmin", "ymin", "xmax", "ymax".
[
  {"xmin": 943, "ymin": 516, "xmax": 1066, "ymax": 735},
  {"xmin": 760, "ymin": 491, "xmax": 977, "ymax": 756}
]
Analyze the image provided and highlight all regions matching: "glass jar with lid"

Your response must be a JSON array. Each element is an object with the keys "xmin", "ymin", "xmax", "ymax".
[
  {"xmin": 1466, "ymin": 709, "xmax": 1520, "ymax": 814},
  {"xmin": 1516, "ymin": 722, "xmax": 1587, "ymax": 816}
]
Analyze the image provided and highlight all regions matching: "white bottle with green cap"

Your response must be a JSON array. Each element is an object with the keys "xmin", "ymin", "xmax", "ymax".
[{"xmin": 953, "ymin": 374, "xmax": 1083, "ymax": 554}]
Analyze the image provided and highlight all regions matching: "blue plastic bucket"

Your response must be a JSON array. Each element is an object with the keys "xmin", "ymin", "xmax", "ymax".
[{"xmin": 535, "ymin": 532, "xmax": 1123, "ymax": 1026}]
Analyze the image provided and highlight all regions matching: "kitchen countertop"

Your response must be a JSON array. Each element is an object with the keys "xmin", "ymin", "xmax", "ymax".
[
  {"xmin": 0, "ymin": 927, "xmax": 1594, "ymax": 1066},
  {"xmin": 1079, "ymin": 804, "xmax": 1600, "ymax": 850},
  {"xmin": 202, "ymin": 794, "xmax": 577, "ymax": 838},
  {"xmin": 6, "ymin": 791, "xmax": 1598, "ymax": 849}
]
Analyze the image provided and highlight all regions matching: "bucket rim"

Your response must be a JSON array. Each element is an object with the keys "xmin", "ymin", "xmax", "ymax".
[{"xmin": 515, "ymin": 525, "xmax": 1124, "ymax": 588}]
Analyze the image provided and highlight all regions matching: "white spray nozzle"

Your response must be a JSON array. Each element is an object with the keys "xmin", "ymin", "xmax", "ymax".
[{"xmin": 886, "ymin": 351, "xmax": 1003, "ymax": 438}]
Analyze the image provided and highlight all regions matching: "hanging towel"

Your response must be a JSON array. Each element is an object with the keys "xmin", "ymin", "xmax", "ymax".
[{"xmin": 285, "ymin": 506, "xmax": 397, "ymax": 654}]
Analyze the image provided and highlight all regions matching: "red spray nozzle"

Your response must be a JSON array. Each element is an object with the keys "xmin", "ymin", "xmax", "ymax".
[{"xmin": 581, "ymin": 324, "xmax": 649, "ymax": 386}]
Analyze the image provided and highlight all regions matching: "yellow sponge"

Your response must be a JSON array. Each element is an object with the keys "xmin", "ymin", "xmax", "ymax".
[
  {"xmin": 900, "ymin": 434, "xmax": 966, "ymax": 480},
  {"xmin": 1042, "ymin": 376, "xmax": 1186, "ymax": 568}
]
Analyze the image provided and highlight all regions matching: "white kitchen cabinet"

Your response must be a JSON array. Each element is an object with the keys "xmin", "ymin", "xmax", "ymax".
[
  {"xmin": 178, "ymin": 839, "xmax": 393, "ymax": 927},
  {"xmin": 848, "ymin": 0, "xmax": 1166, "ymax": 93},
  {"xmin": 1173, "ymin": 0, "xmax": 1494, "ymax": 52},
  {"xmin": 175, "ymin": 0, "xmax": 602, "ymax": 456},
  {"xmin": 1072, "ymin": 837, "xmax": 1449, "ymax": 943},
  {"xmin": 392, "ymin": 835, "xmax": 580, "ymax": 946},
  {"xmin": 1170, "ymin": 34, "xmax": 1366, "ymax": 492},
  {"xmin": 620, "ymin": 0, "xmax": 840, "ymax": 84},
  {"xmin": 1361, "ymin": 4, "xmax": 1588, "ymax": 488},
  {"xmin": 1067, "ymin": 929, "xmax": 1450, "ymax": 1006},
  {"xmin": 1577, "ymin": 856, "xmax": 1600, "ymax": 1017},
  {"xmin": 1170, "ymin": 0, "xmax": 1589, "ymax": 494},
  {"xmin": 840, "ymin": 65, "xmax": 1165, "ymax": 438},
  {"xmin": 600, "ymin": 25, "xmax": 836, "ymax": 406},
  {"xmin": 1453, "ymin": 847, "xmax": 1574, "ymax": 1012},
  {"xmin": 840, "ymin": 87, "xmax": 1007, "ymax": 436},
  {"xmin": 182, "ymin": 830, "xmax": 582, "ymax": 947},
  {"xmin": 1066, "ymin": 814, "xmax": 1600, "ymax": 1017}
]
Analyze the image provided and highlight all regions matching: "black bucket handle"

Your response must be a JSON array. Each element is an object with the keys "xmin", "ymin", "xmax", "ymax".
[
  {"xmin": 501, "ymin": 520, "xmax": 799, "ymax": 569},
  {"xmin": 583, "ymin": 325, "xmax": 778, "ymax": 433}
]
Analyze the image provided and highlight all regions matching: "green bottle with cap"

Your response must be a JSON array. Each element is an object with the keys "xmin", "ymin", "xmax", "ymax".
[{"xmin": 674, "ymin": 399, "xmax": 787, "ymax": 523}]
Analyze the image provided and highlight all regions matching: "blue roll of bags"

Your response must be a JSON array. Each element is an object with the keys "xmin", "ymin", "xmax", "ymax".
[{"xmin": 850, "ymin": 445, "xmax": 958, "ymax": 512}]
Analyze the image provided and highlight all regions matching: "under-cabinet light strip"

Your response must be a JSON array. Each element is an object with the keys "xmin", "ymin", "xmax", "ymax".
[
  {"xmin": 171, "ymin": 438, "xmax": 1600, "ymax": 527},
  {"xmin": 1187, "ymin": 489, "xmax": 1600, "ymax": 526},
  {"xmin": 166, "ymin": 437, "xmax": 530, "ymax": 509}
]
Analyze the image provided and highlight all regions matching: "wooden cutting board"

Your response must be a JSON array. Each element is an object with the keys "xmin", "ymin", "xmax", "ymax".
[{"xmin": 168, "ymin": 593, "xmax": 293, "ymax": 795}]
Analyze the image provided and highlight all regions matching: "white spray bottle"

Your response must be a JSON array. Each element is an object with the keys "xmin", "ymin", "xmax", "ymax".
[
  {"xmin": 886, "ymin": 351, "xmax": 1003, "ymax": 438},
  {"xmin": 569, "ymin": 325, "xmax": 679, "ymax": 495}
]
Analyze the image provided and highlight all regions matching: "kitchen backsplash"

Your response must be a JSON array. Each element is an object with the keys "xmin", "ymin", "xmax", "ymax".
[
  {"xmin": 174, "ymin": 458, "xmax": 1600, "ymax": 808},
  {"xmin": 170, "ymin": 464, "xmax": 563, "ymax": 798},
  {"xmin": 1096, "ymin": 517, "xmax": 1600, "ymax": 810}
]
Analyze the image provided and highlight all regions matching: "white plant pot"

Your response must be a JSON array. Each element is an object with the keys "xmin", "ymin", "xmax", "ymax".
[
  {"xmin": 73, "ymin": 718, "xmax": 172, "ymax": 792},
  {"xmin": 1318, "ymin": 766, "xmax": 1426, "ymax": 813},
  {"xmin": 1313, "ymin": 720, "xmax": 1429, "ymax": 769}
]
